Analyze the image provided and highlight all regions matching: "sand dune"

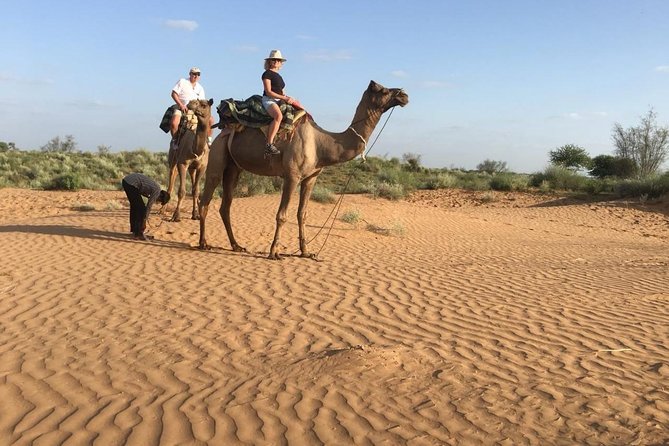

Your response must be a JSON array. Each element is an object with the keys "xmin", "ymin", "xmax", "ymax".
[{"xmin": 0, "ymin": 187, "xmax": 667, "ymax": 445}]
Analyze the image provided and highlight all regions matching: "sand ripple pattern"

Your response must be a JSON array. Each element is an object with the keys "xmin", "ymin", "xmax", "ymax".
[{"xmin": 0, "ymin": 189, "xmax": 668, "ymax": 445}]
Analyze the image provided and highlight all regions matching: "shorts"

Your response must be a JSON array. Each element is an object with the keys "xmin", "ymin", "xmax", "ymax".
[{"xmin": 262, "ymin": 95, "xmax": 280, "ymax": 112}]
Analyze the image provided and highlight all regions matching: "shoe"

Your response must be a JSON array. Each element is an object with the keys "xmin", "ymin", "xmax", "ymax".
[{"xmin": 264, "ymin": 143, "xmax": 280, "ymax": 156}]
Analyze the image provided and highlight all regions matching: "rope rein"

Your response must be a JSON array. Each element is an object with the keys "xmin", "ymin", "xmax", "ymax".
[{"xmin": 307, "ymin": 106, "xmax": 397, "ymax": 259}]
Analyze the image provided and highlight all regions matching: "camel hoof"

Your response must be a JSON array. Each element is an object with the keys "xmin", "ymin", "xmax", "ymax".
[
  {"xmin": 232, "ymin": 245, "xmax": 246, "ymax": 253},
  {"xmin": 198, "ymin": 243, "xmax": 212, "ymax": 251},
  {"xmin": 191, "ymin": 215, "xmax": 200, "ymax": 220},
  {"xmin": 170, "ymin": 215, "xmax": 181, "ymax": 222},
  {"xmin": 268, "ymin": 252, "xmax": 282, "ymax": 260}
]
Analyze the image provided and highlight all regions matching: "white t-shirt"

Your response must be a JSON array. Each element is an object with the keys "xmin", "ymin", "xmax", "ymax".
[{"xmin": 172, "ymin": 78, "xmax": 206, "ymax": 106}]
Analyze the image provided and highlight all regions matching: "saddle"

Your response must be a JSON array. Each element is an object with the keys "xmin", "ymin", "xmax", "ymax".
[{"xmin": 216, "ymin": 95, "xmax": 309, "ymax": 137}]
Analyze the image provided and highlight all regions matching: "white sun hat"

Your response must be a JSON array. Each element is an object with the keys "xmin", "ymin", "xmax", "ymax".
[{"xmin": 265, "ymin": 49, "xmax": 286, "ymax": 61}]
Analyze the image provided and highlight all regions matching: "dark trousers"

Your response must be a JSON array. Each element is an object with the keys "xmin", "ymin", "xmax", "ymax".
[{"xmin": 122, "ymin": 179, "xmax": 146, "ymax": 236}]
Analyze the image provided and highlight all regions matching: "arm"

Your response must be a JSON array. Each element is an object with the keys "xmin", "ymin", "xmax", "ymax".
[
  {"xmin": 172, "ymin": 90, "xmax": 187, "ymax": 113},
  {"xmin": 263, "ymin": 78, "xmax": 294, "ymax": 105}
]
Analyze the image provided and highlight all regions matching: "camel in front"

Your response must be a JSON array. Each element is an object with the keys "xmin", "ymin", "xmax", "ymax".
[
  {"xmin": 198, "ymin": 81, "xmax": 409, "ymax": 259},
  {"xmin": 166, "ymin": 98, "xmax": 213, "ymax": 222}
]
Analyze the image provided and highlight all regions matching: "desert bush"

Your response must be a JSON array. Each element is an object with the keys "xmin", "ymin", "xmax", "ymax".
[
  {"xmin": 476, "ymin": 159, "xmax": 508, "ymax": 174},
  {"xmin": 374, "ymin": 182, "xmax": 406, "ymax": 200},
  {"xmin": 310, "ymin": 185, "xmax": 337, "ymax": 203},
  {"xmin": 421, "ymin": 172, "xmax": 458, "ymax": 190},
  {"xmin": 233, "ymin": 173, "xmax": 278, "ymax": 197},
  {"xmin": 47, "ymin": 173, "xmax": 82, "ymax": 190},
  {"xmin": 530, "ymin": 165, "xmax": 588, "ymax": 191},
  {"xmin": 340, "ymin": 208, "xmax": 361, "ymax": 224},
  {"xmin": 614, "ymin": 175, "xmax": 669, "ymax": 199},
  {"xmin": 489, "ymin": 174, "xmax": 514, "ymax": 191},
  {"xmin": 366, "ymin": 220, "xmax": 406, "ymax": 237},
  {"xmin": 72, "ymin": 203, "xmax": 96, "ymax": 211}
]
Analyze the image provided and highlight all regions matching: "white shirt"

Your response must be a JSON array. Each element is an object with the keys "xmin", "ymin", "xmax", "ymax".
[{"xmin": 172, "ymin": 78, "xmax": 205, "ymax": 106}]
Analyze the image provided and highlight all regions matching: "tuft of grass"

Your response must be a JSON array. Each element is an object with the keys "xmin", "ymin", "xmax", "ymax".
[
  {"xmin": 480, "ymin": 192, "xmax": 498, "ymax": 203},
  {"xmin": 374, "ymin": 182, "xmax": 406, "ymax": 200},
  {"xmin": 106, "ymin": 200, "xmax": 124, "ymax": 211},
  {"xmin": 366, "ymin": 220, "xmax": 406, "ymax": 237},
  {"xmin": 72, "ymin": 203, "xmax": 96, "ymax": 211},
  {"xmin": 310, "ymin": 185, "xmax": 337, "ymax": 203},
  {"xmin": 340, "ymin": 208, "xmax": 361, "ymax": 224}
]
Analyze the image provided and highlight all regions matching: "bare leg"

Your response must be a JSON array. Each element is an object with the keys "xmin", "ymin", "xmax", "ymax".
[{"xmin": 266, "ymin": 104, "xmax": 282, "ymax": 145}]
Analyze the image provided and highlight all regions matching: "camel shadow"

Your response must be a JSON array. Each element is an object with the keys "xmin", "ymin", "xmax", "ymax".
[{"xmin": 0, "ymin": 224, "xmax": 189, "ymax": 250}]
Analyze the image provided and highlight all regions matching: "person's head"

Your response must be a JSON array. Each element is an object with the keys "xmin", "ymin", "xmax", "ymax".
[
  {"xmin": 158, "ymin": 190, "xmax": 170, "ymax": 205},
  {"xmin": 189, "ymin": 67, "xmax": 201, "ymax": 81},
  {"xmin": 264, "ymin": 49, "xmax": 286, "ymax": 70}
]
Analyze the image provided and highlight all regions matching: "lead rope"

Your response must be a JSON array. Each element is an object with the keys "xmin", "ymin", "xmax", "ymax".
[{"xmin": 302, "ymin": 106, "xmax": 396, "ymax": 260}]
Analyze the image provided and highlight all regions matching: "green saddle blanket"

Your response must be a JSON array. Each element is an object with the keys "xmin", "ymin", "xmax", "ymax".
[{"xmin": 216, "ymin": 95, "xmax": 306, "ymax": 132}]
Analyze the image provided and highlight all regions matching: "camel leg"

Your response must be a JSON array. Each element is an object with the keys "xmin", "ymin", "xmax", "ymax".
[
  {"xmin": 171, "ymin": 163, "xmax": 187, "ymax": 222},
  {"xmin": 164, "ymin": 155, "xmax": 178, "ymax": 217},
  {"xmin": 190, "ymin": 166, "xmax": 201, "ymax": 220},
  {"xmin": 297, "ymin": 174, "xmax": 319, "ymax": 258},
  {"xmin": 268, "ymin": 176, "xmax": 298, "ymax": 260},
  {"xmin": 221, "ymin": 164, "xmax": 245, "ymax": 252},
  {"xmin": 198, "ymin": 166, "xmax": 222, "ymax": 250}
]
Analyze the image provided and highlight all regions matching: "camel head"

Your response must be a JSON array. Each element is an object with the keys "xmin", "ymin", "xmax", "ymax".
[
  {"xmin": 366, "ymin": 80, "xmax": 409, "ymax": 112},
  {"xmin": 187, "ymin": 98, "xmax": 214, "ymax": 121}
]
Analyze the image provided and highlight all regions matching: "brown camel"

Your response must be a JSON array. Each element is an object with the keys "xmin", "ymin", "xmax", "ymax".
[
  {"xmin": 166, "ymin": 98, "xmax": 213, "ymax": 222},
  {"xmin": 197, "ymin": 81, "xmax": 409, "ymax": 259}
]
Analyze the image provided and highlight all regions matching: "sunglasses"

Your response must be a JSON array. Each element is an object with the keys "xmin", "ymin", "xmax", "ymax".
[{"xmin": 190, "ymin": 72, "xmax": 201, "ymax": 76}]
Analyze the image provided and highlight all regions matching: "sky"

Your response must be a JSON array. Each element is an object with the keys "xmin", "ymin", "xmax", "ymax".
[{"xmin": 2, "ymin": 0, "xmax": 668, "ymax": 173}]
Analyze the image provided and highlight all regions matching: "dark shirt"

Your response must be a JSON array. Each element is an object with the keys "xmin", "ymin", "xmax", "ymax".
[
  {"xmin": 123, "ymin": 173, "xmax": 162, "ymax": 218},
  {"xmin": 262, "ymin": 70, "xmax": 285, "ymax": 96}
]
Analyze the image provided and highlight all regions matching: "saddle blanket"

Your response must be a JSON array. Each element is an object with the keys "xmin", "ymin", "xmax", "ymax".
[{"xmin": 216, "ymin": 95, "xmax": 308, "ymax": 132}]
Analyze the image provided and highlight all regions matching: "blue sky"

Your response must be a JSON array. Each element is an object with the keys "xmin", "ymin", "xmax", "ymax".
[{"xmin": 2, "ymin": 0, "xmax": 668, "ymax": 173}]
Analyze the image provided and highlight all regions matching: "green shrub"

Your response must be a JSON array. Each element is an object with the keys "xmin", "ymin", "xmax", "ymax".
[
  {"xmin": 421, "ymin": 172, "xmax": 457, "ymax": 190},
  {"xmin": 47, "ymin": 173, "xmax": 82, "ymax": 190},
  {"xmin": 374, "ymin": 182, "xmax": 405, "ymax": 200},
  {"xmin": 340, "ymin": 208, "xmax": 361, "ymax": 224},
  {"xmin": 489, "ymin": 174, "xmax": 514, "ymax": 191},
  {"xmin": 310, "ymin": 185, "xmax": 337, "ymax": 203}
]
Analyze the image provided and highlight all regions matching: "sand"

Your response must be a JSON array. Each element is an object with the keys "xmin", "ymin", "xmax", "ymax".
[{"xmin": 0, "ymin": 187, "xmax": 667, "ymax": 445}]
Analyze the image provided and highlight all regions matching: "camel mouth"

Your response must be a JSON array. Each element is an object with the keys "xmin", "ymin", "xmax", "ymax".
[{"xmin": 390, "ymin": 89, "xmax": 409, "ymax": 108}]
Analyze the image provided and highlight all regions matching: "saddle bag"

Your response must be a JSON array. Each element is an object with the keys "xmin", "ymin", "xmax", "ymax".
[{"xmin": 159, "ymin": 105, "xmax": 177, "ymax": 133}]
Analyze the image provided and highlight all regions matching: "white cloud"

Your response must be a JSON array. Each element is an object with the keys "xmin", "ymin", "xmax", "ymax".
[
  {"xmin": 304, "ymin": 49, "xmax": 353, "ymax": 61},
  {"xmin": 391, "ymin": 70, "xmax": 408, "ymax": 78},
  {"xmin": 164, "ymin": 19, "xmax": 198, "ymax": 31},
  {"xmin": 655, "ymin": 65, "xmax": 669, "ymax": 73}
]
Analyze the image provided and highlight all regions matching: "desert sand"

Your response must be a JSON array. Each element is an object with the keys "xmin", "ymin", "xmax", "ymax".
[{"xmin": 0, "ymin": 187, "xmax": 667, "ymax": 445}]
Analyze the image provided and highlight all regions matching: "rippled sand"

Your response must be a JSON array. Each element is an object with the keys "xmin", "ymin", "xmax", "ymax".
[{"xmin": 0, "ymin": 188, "xmax": 667, "ymax": 445}]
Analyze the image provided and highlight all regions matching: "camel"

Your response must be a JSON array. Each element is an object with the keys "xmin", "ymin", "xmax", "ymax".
[
  {"xmin": 198, "ymin": 80, "xmax": 409, "ymax": 259},
  {"xmin": 166, "ymin": 98, "xmax": 213, "ymax": 222}
]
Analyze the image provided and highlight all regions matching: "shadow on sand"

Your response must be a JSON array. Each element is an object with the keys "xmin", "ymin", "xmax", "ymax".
[{"xmin": 0, "ymin": 224, "xmax": 189, "ymax": 250}]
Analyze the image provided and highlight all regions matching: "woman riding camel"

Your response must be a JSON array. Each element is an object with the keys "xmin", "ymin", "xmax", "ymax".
[{"xmin": 261, "ymin": 50, "xmax": 301, "ymax": 156}]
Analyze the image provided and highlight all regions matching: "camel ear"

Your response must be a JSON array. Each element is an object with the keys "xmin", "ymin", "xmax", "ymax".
[
  {"xmin": 369, "ymin": 80, "xmax": 383, "ymax": 92},
  {"xmin": 208, "ymin": 98, "xmax": 214, "ymax": 106}
]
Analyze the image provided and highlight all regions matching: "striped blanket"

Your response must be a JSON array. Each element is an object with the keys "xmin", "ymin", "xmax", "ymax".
[{"xmin": 216, "ymin": 95, "xmax": 307, "ymax": 132}]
